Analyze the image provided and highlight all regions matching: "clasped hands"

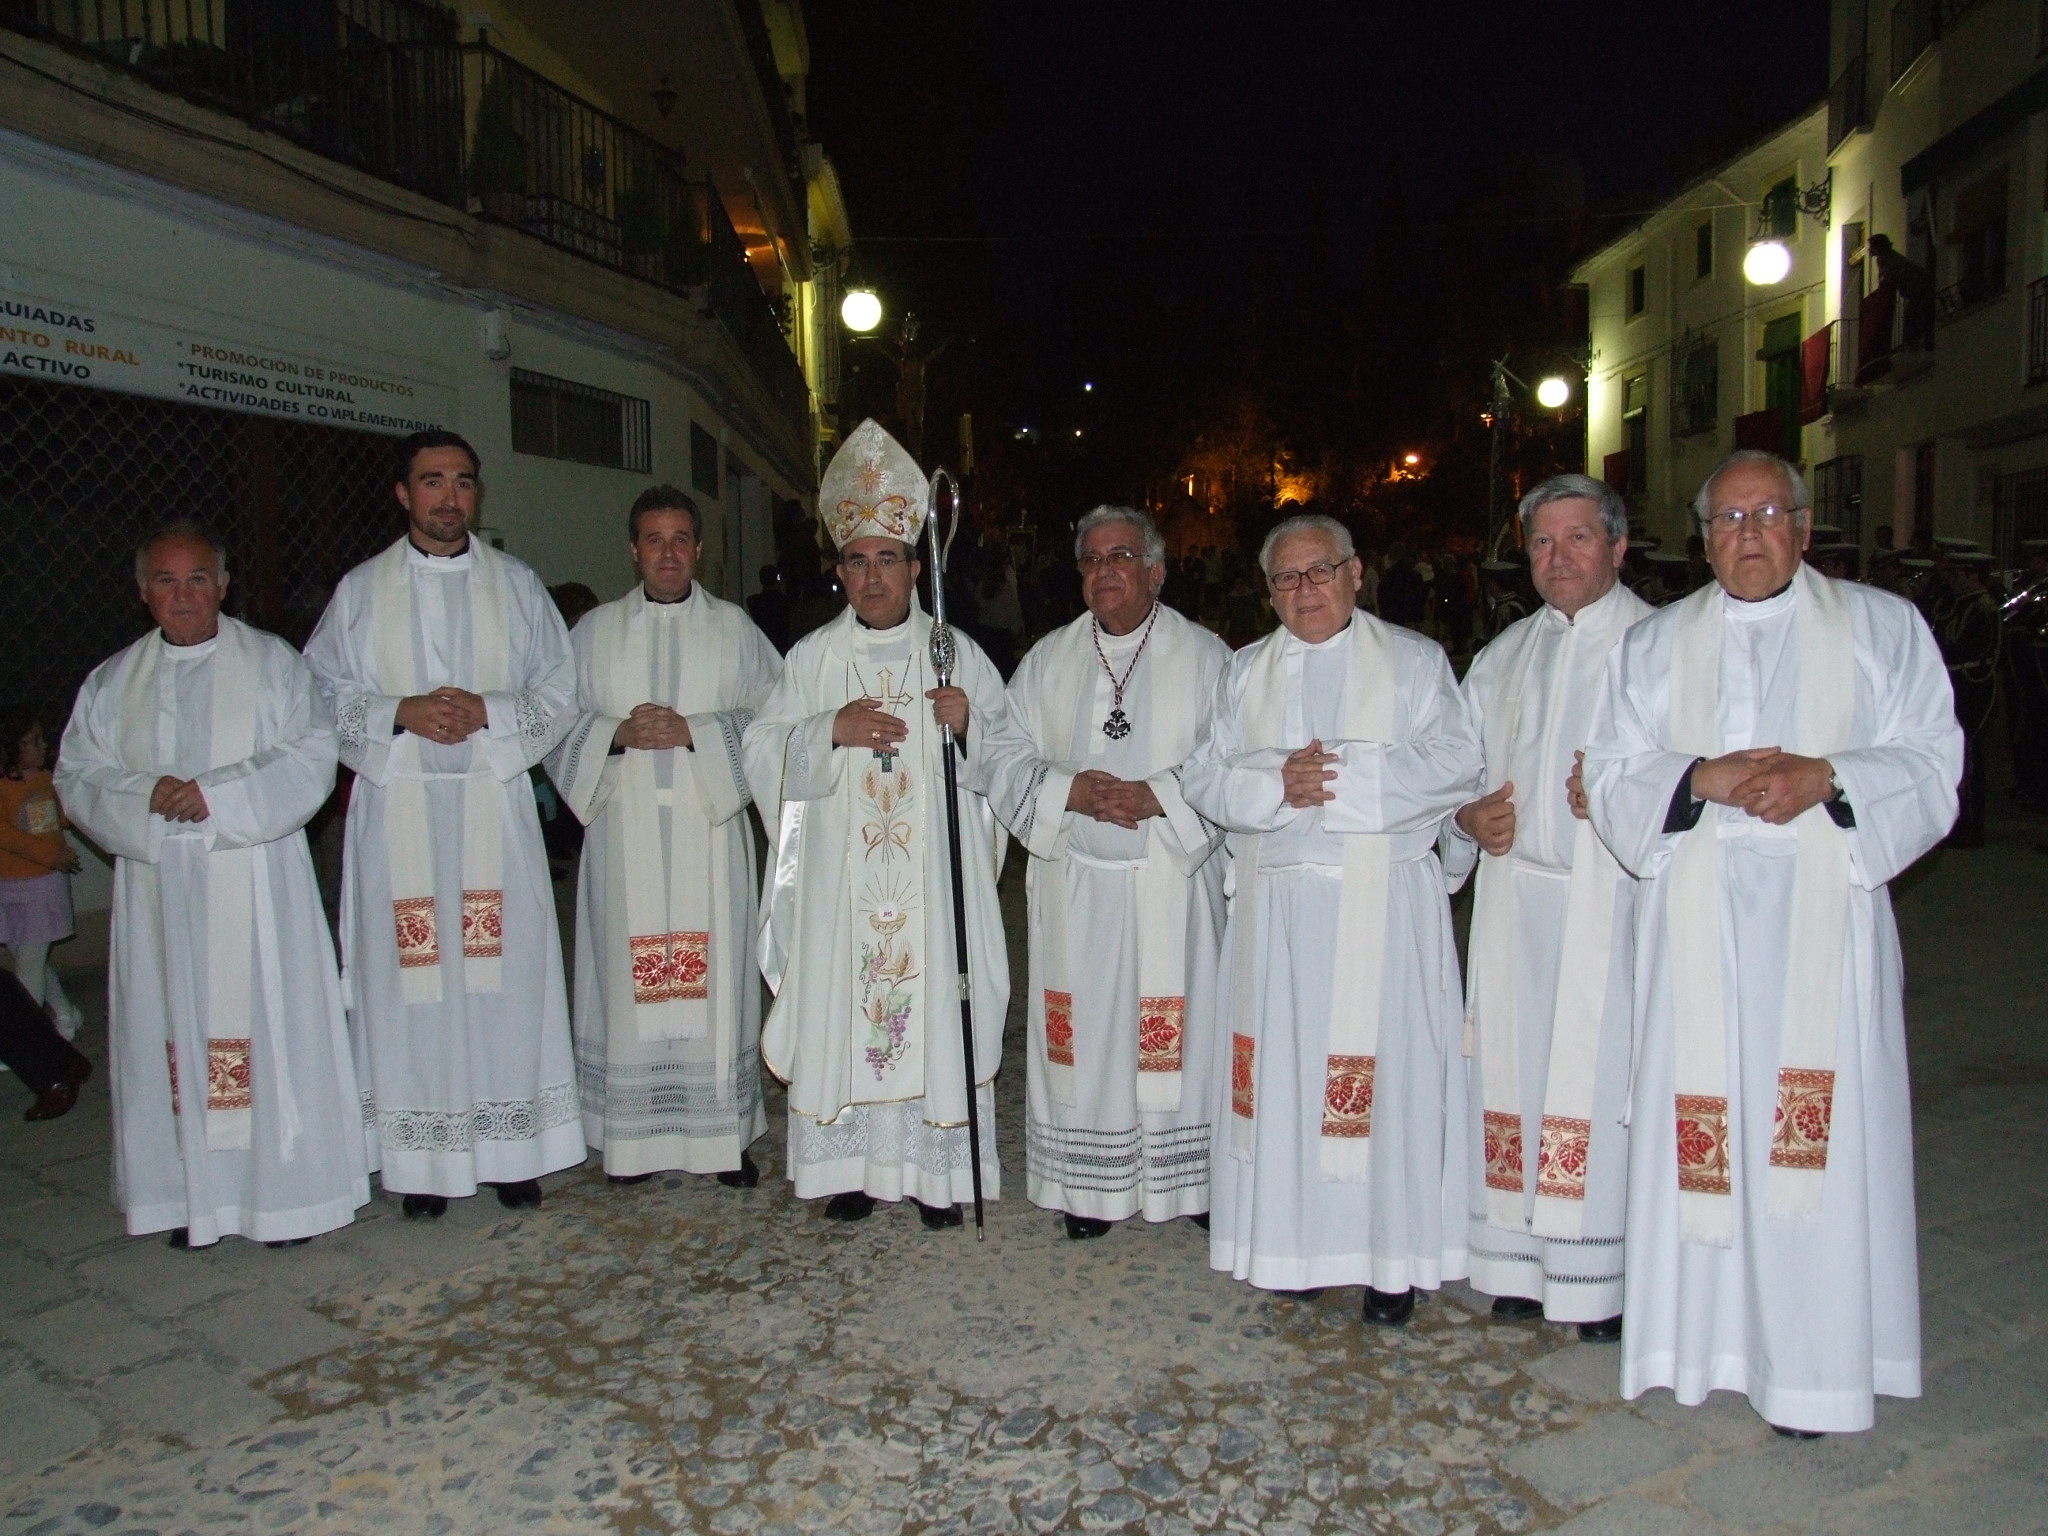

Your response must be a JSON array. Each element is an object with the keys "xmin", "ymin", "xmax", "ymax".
[
  {"xmin": 150, "ymin": 775, "xmax": 210, "ymax": 823},
  {"xmin": 397, "ymin": 687, "xmax": 488, "ymax": 745},
  {"xmin": 613, "ymin": 703, "xmax": 693, "ymax": 751},
  {"xmin": 831, "ymin": 688, "xmax": 970, "ymax": 751},
  {"xmin": 1689, "ymin": 746, "xmax": 1835, "ymax": 825},
  {"xmin": 1067, "ymin": 770, "xmax": 1164, "ymax": 829}
]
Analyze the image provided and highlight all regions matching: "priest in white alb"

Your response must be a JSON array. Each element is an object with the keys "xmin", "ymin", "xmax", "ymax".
[
  {"xmin": 57, "ymin": 521, "xmax": 368, "ymax": 1247},
  {"xmin": 305, "ymin": 431, "xmax": 581, "ymax": 1219},
  {"xmin": 548, "ymin": 486, "xmax": 781, "ymax": 1186},
  {"xmin": 1182, "ymin": 514, "xmax": 1482, "ymax": 1324},
  {"xmin": 982, "ymin": 506, "xmax": 1229, "ymax": 1239},
  {"xmin": 1581, "ymin": 449, "xmax": 1961, "ymax": 1434},
  {"xmin": 741, "ymin": 419, "xmax": 1009, "ymax": 1229},
  {"xmin": 1443, "ymin": 475, "xmax": 1649, "ymax": 1339}
]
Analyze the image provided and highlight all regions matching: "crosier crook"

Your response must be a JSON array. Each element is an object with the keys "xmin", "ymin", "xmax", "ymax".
[{"xmin": 923, "ymin": 467, "xmax": 987, "ymax": 1239}]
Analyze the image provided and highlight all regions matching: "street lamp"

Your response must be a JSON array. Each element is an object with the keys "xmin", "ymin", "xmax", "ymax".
[
  {"xmin": 1535, "ymin": 375, "xmax": 1571, "ymax": 409},
  {"xmin": 840, "ymin": 289, "xmax": 883, "ymax": 333},
  {"xmin": 1743, "ymin": 241, "xmax": 1792, "ymax": 286}
]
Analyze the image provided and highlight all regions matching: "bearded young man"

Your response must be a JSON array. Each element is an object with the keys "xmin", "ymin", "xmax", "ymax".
[
  {"xmin": 58, "ymin": 521, "xmax": 368, "ymax": 1247},
  {"xmin": 1443, "ymin": 475, "xmax": 1650, "ymax": 1340},
  {"xmin": 1582, "ymin": 448, "xmax": 1961, "ymax": 1435},
  {"xmin": 305, "ymin": 431, "xmax": 579, "ymax": 1219},
  {"xmin": 547, "ymin": 486, "xmax": 781, "ymax": 1186},
  {"xmin": 740, "ymin": 420, "xmax": 1010, "ymax": 1228},
  {"xmin": 981, "ymin": 506, "xmax": 1230, "ymax": 1239},
  {"xmin": 1182, "ymin": 514, "xmax": 1482, "ymax": 1324}
]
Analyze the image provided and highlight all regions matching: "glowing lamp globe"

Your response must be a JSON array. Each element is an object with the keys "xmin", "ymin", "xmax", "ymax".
[
  {"xmin": 1743, "ymin": 241, "xmax": 1792, "ymax": 286},
  {"xmin": 1535, "ymin": 375, "xmax": 1571, "ymax": 409},
  {"xmin": 840, "ymin": 289, "xmax": 883, "ymax": 333}
]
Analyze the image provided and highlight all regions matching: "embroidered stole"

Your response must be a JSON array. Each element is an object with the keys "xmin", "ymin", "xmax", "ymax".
[
  {"xmin": 369, "ymin": 539, "xmax": 510, "ymax": 1004},
  {"xmin": 1666, "ymin": 570, "xmax": 1853, "ymax": 1246},
  {"xmin": 1468, "ymin": 620, "xmax": 1630, "ymax": 1238},
  {"xmin": 845, "ymin": 629, "xmax": 929, "ymax": 1106},
  {"xmin": 1229, "ymin": 615, "xmax": 1394, "ymax": 1182},
  {"xmin": 117, "ymin": 621, "xmax": 291, "ymax": 1154},
  {"xmin": 1031, "ymin": 616, "xmax": 1199, "ymax": 1114}
]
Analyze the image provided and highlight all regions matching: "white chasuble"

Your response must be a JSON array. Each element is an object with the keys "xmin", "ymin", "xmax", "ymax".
[
  {"xmin": 305, "ymin": 537, "xmax": 581, "ymax": 1196},
  {"xmin": 1442, "ymin": 581, "xmax": 1649, "ymax": 1321},
  {"xmin": 547, "ymin": 585, "xmax": 781, "ymax": 1176},
  {"xmin": 743, "ymin": 605, "xmax": 1010, "ymax": 1205},
  {"xmin": 56, "ymin": 618, "xmax": 369, "ymax": 1244},
  {"xmin": 1182, "ymin": 612, "xmax": 1483, "ymax": 1293},
  {"xmin": 984, "ymin": 605, "xmax": 1230, "ymax": 1222},
  {"xmin": 1583, "ymin": 564, "xmax": 1961, "ymax": 1432}
]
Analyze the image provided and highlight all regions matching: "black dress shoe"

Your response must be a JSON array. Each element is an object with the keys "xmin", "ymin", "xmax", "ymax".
[
  {"xmin": 916, "ymin": 1199, "xmax": 964, "ymax": 1230},
  {"xmin": 265, "ymin": 1237, "xmax": 312, "ymax": 1250},
  {"xmin": 23, "ymin": 1080, "xmax": 77, "ymax": 1122},
  {"xmin": 1187, "ymin": 1211, "xmax": 1210, "ymax": 1231},
  {"xmin": 1771, "ymin": 1424, "xmax": 1825, "ymax": 1439},
  {"xmin": 1273, "ymin": 1288, "xmax": 1324, "ymax": 1301},
  {"xmin": 1363, "ymin": 1286, "xmax": 1415, "ymax": 1326},
  {"xmin": 824, "ymin": 1191, "xmax": 875, "ymax": 1221},
  {"xmin": 1491, "ymin": 1295, "xmax": 1545, "ymax": 1322},
  {"xmin": 167, "ymin": 1227, "xmax": 191, "ymax": 1249},
  {"xmin": 607, "ymin": 1172, "xmax": 654, "ymax": 1186},
  {"xmin": 402, "ymin": 1193, "xmax": 448, "ymax": 1219},
  {"xmin": 493, "ymin": 1179, "xmax": 543, "ymax": 1209},
  {"xmin": 716, "ymin": 1152, "xmax": 761, "ymax": 1188},
  {"xmin": 1578, "ymin": 1315, "xmax": 1623, "ymax": 1343},
  {"xmin": 1063, "ymin": 1213, "xmax": 1112, "ymax": 1241}
]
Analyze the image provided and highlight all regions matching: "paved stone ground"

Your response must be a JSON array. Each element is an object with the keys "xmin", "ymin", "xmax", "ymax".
[{"xmin": 0, "ymin": 798, "xmax": 2043, "ymax": 1535}]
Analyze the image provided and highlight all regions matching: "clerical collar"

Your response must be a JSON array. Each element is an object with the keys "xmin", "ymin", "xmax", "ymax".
[
  {"xmin": 162, "ymin": 631, "xmax": 219, "ymax": 656},
  {"xmin": 644, "ymin": 584, "xmax": 694, "ymax": 608},
  {"xmin": 407, "ymin": 536, "xmax": 471, "ymax": 569},
  {"xmin": 854, "ymin": 612, "xmax": 912, "ymax": 637},
  {"xmin": 1095, "ymin": 604, "xmax": 1158, "ymax": 647},
  {"xmin": 1724, "ymin": 576, "xmax": 1798, "ymax": 620}
]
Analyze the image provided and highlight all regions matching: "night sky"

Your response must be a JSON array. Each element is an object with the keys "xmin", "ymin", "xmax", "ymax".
[{"xmin": 806, "ymin": 1, "xmax": 1831, "ymax": 505}]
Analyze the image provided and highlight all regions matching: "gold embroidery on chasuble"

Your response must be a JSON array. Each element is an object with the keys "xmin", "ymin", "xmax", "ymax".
[
  {"xmin": 849, "ymin": 650, "xmax": 928, "ymax": 1096},
  {"xmin": 1231, "ymin": 1033, "xmax": 1256, "ymax": 1120}
]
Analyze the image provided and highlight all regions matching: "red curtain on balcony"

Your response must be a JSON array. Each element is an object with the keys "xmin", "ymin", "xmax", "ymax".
[
  {"xmin": 1733, "ymin": 410, "xmax": 1783, "ymax": 455},
  {"xmin": 1856, "ymin": 286, "xmax": 1897, "ymax": 385},
  {"xmin": 1603, "ymin": 451, "xmax": 1632, "ymax": 493},
  {"xmin": 1800, "ymin": 327, "xmax": 1832, "ymax": 423}
]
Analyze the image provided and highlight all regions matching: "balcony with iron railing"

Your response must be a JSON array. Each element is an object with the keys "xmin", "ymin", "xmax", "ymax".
[
  {"xmin": 1934, "ymin": 255, "xmax": 2013, "ymax": 323},
  {"xmin": 0, "ymin": 0, "xmax": 810, "ymax": 429}
]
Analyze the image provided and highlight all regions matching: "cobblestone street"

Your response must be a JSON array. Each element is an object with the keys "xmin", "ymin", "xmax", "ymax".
[{"xmin": 1, "ymin": 803, "xmax": 2043, "ymax": 1535}]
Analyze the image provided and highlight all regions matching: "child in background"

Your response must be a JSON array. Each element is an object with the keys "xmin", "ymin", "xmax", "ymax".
[{"xmin": 0, "ymin": 705, "xmax": 84, "ymax": 1038}]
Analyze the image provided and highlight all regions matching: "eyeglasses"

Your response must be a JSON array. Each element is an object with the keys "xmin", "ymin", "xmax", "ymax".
[
  {"xmin": 840, "ymin": 551, "xmax": 907, "ymax": 575},
  {"xmin": 1268, "ymin": 561, "xmax": 1341, "ymax": 592},
  {"xmin": 1700, "ymin": 503, "xmax": 1803, "ymax": 535},
  {"xmin": 1077, "ymin": 547, "xmax": 1143, "ymax": 570}
]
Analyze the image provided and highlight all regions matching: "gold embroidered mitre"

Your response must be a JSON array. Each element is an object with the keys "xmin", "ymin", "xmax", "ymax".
[{"xmin": 819, "ymin": 418, "xmax": 929, "ymax": 551}]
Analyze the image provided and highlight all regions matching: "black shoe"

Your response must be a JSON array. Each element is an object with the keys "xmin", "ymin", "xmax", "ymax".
[
  {"xmin": 824, "ymin": 1191, "xmax": 875, "ymax": 1222},
  {"xmin": 1578, "ymin": 1315, "xmax": 1623, "ymax": 1343},
  {"xmin": 493, "ymin": 1179, "xmax": 543, "ymax": 1209},
  {"xmin": 916, "ymin": 1199, "xmax": 964, "ymax": 1230},
  {"xmin": 1273, "ymin": 1288, "xmax": 1324, "ymax": 1301},
  {"xmin": 1363, "ymin": 1287, "xmax": 1415, "ymax": 1326},
  {"xmin": 607, "ymin": 1173, "xmax": 654, "ymax": 1186},
  {"xmin": 265, "ymin": 1237, "xmax": 312, "ymax": 1250},
  {"xmin": 716, "ymin": 1153, "xmax": 761, "ymax": 1188},
  {"xmin": 1187, "ymin": 1211, "xmax": 1210, "ymax": 1231},
  {"xmin": 1491, "ymin": 1295, "xmax": 1544, "ymax": 1322},
  {"xmin": 1063, "ymin": 1213, "xmax": 1112, "ymax": 1241},
  {"xmin": 1771, "ymin": 1424, "xmax": 1825, "ymax": 1439},
  {"xmin": 167, "ymin": 1227, "xmax": 190, "ymax": 1249},
  {"xmin": 402, "ymin": 1194, "xmax": 448, "ymax": 1219}
]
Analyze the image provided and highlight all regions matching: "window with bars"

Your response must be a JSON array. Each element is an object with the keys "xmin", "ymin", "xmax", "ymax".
[
  {"xmin": 1670, "ymin": 335, "xmax": 1719, "ymax": 436},
  {"xmin": 509, "ymin": 368, "xmax": 651, "ymax": 472}
]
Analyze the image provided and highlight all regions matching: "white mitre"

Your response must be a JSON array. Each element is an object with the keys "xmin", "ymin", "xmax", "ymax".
[{"xmin": 820, "ymin": 418, "xmax": 929, "ymax": 551}]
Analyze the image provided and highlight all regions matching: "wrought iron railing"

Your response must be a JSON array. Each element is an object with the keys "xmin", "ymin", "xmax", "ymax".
[
  {"xmin": 704, "ymin": 189, "xmax": 807, "ymax": 414},
  {"xmin": 2029, "ymin": 275, "xmax": 2048, "ymax": 386},
  {"xmin": 1828, "ymin": 53, "xmax": 1870, "ymax": 150},
  {"xmin": 1935, "ymin": 257, "xmax": 2012, "ymax": 322},
  {"xmin": 1813, "ymin": 454, "xmax": 1865, "ymax": 544}
]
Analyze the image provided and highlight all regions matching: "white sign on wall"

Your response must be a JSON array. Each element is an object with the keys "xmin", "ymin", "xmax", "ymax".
[{"xmin": 0, "ymin": 287, "xmax": 454, "ymax": 435}]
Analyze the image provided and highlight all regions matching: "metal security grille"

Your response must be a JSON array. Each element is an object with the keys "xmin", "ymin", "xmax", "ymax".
[
  {"xmin": 1994, "ymin": 467, "xmax": 2048, "ymax": 569},
  {"xmin": 509, "ymin": 367, "xmax": 650, "ymax": 472},
  {"xmin": 0, "ymin": 374, "xmax": 402, "ymax": 729}
]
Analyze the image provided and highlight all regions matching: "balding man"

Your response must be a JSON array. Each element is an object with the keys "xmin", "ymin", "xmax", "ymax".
[
  {"xmin": 1182, "ymin": 514, "xmax": 1482, "ymax": 1325},
  {"xmin": 1583, "ymin": 449, "xmax": 1961, "ymax": 1434},
  {"xmin": 983, "ymin": 506, "xmax": 1231, "ymax": 1239},
  {"xmin": 1444, "ymin": 475, "xmax": 1649, "ymax": 1340},
  {"xmin": 57, "ymin": 521, "xmax": 368, "ymax": 1248}
]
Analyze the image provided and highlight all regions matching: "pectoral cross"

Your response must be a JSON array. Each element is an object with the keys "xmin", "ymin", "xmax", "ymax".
[{"xmin": 872, "ymin": 666, "xmax": 915, "ymax": 773}]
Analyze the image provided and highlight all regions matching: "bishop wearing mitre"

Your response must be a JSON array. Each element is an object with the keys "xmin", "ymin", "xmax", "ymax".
[
  {"xmin": 547, "ymin": 486, "xmax": 781, "ymax": 1185},
  {"xmin": 741, "ymin": 420, "xmax": 1009, "ymax": 1229},
  {"xmin": 980, "ymin": 505, "xmax": 1229, "ymax": 1239},
  {"xmin": 58, "ymin": 521, "xmax": 369, "ymax": 1247},
  {"xmin": 1181, "ymin": 514, "xmax": 1482, "ymax": 1324}
]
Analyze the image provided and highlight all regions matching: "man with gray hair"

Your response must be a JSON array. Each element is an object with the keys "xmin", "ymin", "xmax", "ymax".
[
  {"xmin": 1182, "ymin": 514, "xmax": 1482, "ymax": 1324},
  {"xmin": 1443, "ymin": 474, "xmax": 1649, "ymax": 1340},
  {"xmin": 982, "ymin": 507, "xmax": 1232, "ymax": 1238},
  {"xmin": 57, "ymin": 520, "xmax": 369, "ymax": 1247},
  {"xmin": 1581, "ymin": 449, "xmax": 1960, "ymax": 1433}
]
